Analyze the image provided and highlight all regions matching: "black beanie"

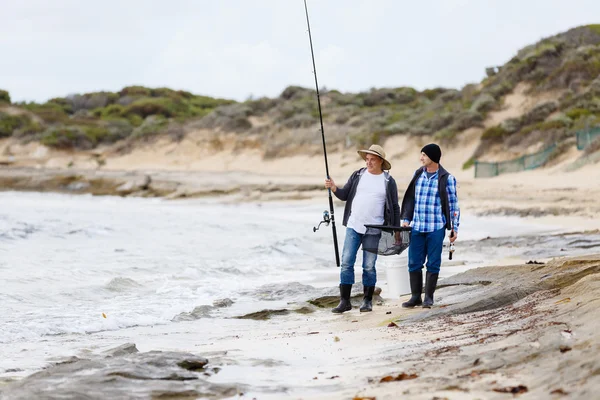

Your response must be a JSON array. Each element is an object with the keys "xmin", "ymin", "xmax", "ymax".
[{"xmin": 421, "ymin": 143, "xmax": 441, "ymax": 164}]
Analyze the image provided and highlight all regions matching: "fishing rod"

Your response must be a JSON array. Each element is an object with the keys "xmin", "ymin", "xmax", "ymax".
[{"xmin": 303, "ymin": 0, "xmax": 340, "ymax": 267}]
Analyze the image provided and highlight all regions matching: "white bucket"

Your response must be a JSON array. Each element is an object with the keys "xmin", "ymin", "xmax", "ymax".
[{"xmin": 385, "ymin": 264, "xmax": 411, "ymax": 298}]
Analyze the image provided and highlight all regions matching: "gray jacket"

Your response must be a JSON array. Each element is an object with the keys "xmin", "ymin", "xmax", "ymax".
[{"xmin": 333, "ymin": 168, "xmax": 400, "ymax": 227}]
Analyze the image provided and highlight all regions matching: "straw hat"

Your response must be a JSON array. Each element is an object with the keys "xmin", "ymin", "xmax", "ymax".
[{"xmin": 357, "ymin": 144, "xmax": 391, "ymax": 170}]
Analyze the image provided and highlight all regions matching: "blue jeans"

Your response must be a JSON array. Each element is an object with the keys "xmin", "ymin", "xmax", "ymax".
[
  {"xmin": 408, "ymin": 228, "xmax": 445, "ymax": 274},
  {"xmin": 340, "ymin": 228, "xmax": 378, "ymax": 286}
]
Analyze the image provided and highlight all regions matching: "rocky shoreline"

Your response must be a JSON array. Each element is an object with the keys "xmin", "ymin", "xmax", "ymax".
[
  {"xmin": 0, "ymin": 167, "xmax": 322, "ymax": 200},
  {"xmin": 1, "ymin": 254, "xmax": 599, "ymax": 399}
]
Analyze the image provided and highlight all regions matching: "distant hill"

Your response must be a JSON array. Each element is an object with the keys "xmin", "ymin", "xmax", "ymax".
[{"xmin": 1, "ymin": 24, "xmax": 600, "ymax": 166}]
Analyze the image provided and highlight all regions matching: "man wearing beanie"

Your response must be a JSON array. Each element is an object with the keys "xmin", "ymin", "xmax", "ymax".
[
  {"xmin": 324, "ymin": 144, "xmax": 400, "ymax": 313},
  {"xmin": 400, "ymin": 143, "xmax": 460, "ymax": 308}
]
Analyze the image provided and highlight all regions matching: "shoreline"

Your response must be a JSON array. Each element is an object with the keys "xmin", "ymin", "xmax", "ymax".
[
  {"xmin": 1, "ymin": 254, "xmax": 599, "ymax": 399},
  {"xmin": 2, "ymin": 164, "xmax": 600, "ymax": 226}
]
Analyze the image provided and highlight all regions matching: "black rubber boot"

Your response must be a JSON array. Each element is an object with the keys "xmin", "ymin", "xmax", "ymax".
[
  {"xmin": 422, "ymin": 272, "xmax": 439, "ymax": 309},
  {"xmin": 332, "ymin": 284, "xmax": 353, "ymax": 313},
  {"xmin": 402, "ymin": 271, "xmax": 423, "ymax": 308},
  {"xmin": 359, "ymin": 286, "xmax": 375, "ymax": 312}
]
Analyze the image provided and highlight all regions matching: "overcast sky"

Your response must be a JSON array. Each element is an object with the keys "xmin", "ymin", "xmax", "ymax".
[{"xmin": 1, "ymin": 0, "xmax": 599, "ymax": 103}]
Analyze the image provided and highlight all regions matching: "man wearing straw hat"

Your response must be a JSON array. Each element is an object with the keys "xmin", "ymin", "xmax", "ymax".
[
  {"xmin": 324, "ymin": 144, "xmax": 400, "ymax": 313},
  {"xmin": 400, "ymin": 143, "xmax": 460, "ymax": 309}
]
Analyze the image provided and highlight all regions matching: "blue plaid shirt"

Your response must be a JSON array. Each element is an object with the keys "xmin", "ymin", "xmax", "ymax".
[{"xmin": 404, "ymin": 170, "xmax": 460, "ymax": 233}]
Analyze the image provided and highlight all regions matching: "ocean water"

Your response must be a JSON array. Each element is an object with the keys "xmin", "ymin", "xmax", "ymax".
[
  {"xmin": 1, "ymin": 191, "xmax": 592, "ymax": 383},
  {"xmin": 0, "ymin": 192, "xmax": 339, "ymax": 346}
]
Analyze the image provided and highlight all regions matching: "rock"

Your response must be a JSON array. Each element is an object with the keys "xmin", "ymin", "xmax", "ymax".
[
  {"xmin": 235, "ymin": 309, "xmax": 291, "ymax": 320},
  {"xmin": 116, "ymin": 175, "xmax": 151, "ymax": 195},
  {"xmin": 407, "ymin": 285, "xmax": 539, "ymax": 322},
  {"xmin": 103, "ymin": 343, "xmax": 139, "ymax": 357},
  {"xmin": 172, "ymin": 305, "xmax": 214, "ymax": 322},
  {"xmin": 308, "ymin": 296, "xmax": 340, "ymax": 308},
  {"xmin": 65, "ymin": 181, "xmax": 90, "ymax": 191},
  {"xmin": 0, "ymin": 350, "xmax": 235, "ymax": 399},
  {"xmin": 244, "ymin": 282, "xmax": 318, "ymax": 301},
  {"xmin": 177, "ymin": 357, "xmax": 209, "ymax": 371},
  {"xmin": 212, "ymin": 298, "xmax": 234, "ymax": 308}
]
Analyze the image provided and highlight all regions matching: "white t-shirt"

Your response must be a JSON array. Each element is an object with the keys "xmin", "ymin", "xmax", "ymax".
[{"xmin": 347, "ymin": 171, "xmax": 387, "ymax": 234}]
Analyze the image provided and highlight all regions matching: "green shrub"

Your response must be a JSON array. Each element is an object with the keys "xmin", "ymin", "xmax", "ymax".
[
  {"xmin": 539, "ymin": 119, "xmax": 569, "ymax": 129},
  {"xmin": 189, "ymin": 95, "xmax": 233, "ymax": 108},
  {"xmin": 119, "ymin": 86, "xmax": 152, "ymax": 97},
  {"xmin": 0, "ymin": 113, "xmax": 31, "ymax": 137},
  {"xmin": 131, "ymin": 116, "xmax": 169, "ymax": 139},
  {"xmin": 16, "ymin": 121, "xmax": 45, "ymax": 137},
  {"xmin": 95, "ymin": 103, "xmax": 126, "ymax": 119},
  {"xmin": 40, "ymin": 123, "xmax": 120, "ymax": 148},
  {"xmin": 246, "ymin": 97, "xmax": 277, "ymax": 114},
  {"xmin": 487, "ymin": 81, "xmax": 515, "ymax": 99},
  {"xmin": 48, "ymin": 97, "xmax": 74, "ymax": 114},
  {"xmin": 124, "ymin": 98, "xmax": 178, "ymax": 118},
  {"xmin": 41, "ymin": 127, "xmax": 94, "ymax": 149},
  {"xmin": 120, "ymin": 95, "xmax": 233, "ymax": 120},
  {"xmin": 82, "ymin": 126, "xmax": 112, "ymax": 143},
  {"xmin": 572, "ymin": 114, "xmax": 600, "ymax": 131},
  {"xmin": 546, "ymin": 59, "xmax": 600, "ymax": 86},
  {"xmin": 481, "ymin": 125, "xmax": 508, "ymax": 140},
  {"xmin": 566, "ymin": 108, "xmax": 592, "ymax": 120},
  {"xmin": 151, "ymin": 87, "xmax": 193, "ymax": 99},
  {"xmin": 470, "ymin": 93, "xmax": 496, "ymax": 113},
  {"xmin": 462, "ymin": 157, "xmax": 475, "ymax": 170},
  {"xmin": 103, "ymin": 119, "xmax": 134, "ymax": 141},
  {"xmin": 22, "ymin": 102, "xmax": 69, "ymax": 123},
  {"xmin": 519, "ymin": 119, "xmax": 569, "ymax": 136},
  {"xmin": 421, "ymin": 88, "xmax": 448, "ymax": 100},
  {"xmin": 0, "ymin": 90, "xmax": 10, "ymax": 104},
  {"xmin": 433, "ymin": 128, "xmax": 457, "ymax": 141},
  {"xmin": 369, "ymin": 129, "xmax": 393, "ymax": 145},
  {"xmin": 280, "ymin": 86, "xmax": 313, "ymax": 100},
  {"xmin": 588, "ymin": 25, "xmax": 600, "ymax": 35}
]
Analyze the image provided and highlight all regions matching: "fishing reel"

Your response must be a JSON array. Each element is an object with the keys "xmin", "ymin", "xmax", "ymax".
[
  {"xmin": 313, "ymin": 210, "xmax": 330, "ymax": 232},
  {"xmin": 448, "ymin": 230, "xmax": 456, "ymax": 260},
  {"xmin": 449, "ymin": 243, "xmax": 455, "ymax": 260}
]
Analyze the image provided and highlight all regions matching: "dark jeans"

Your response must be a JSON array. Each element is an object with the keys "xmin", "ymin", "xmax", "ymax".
[{"xmin": 408, "ymin": 228, "xmax": 445, "ymax": 274}]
